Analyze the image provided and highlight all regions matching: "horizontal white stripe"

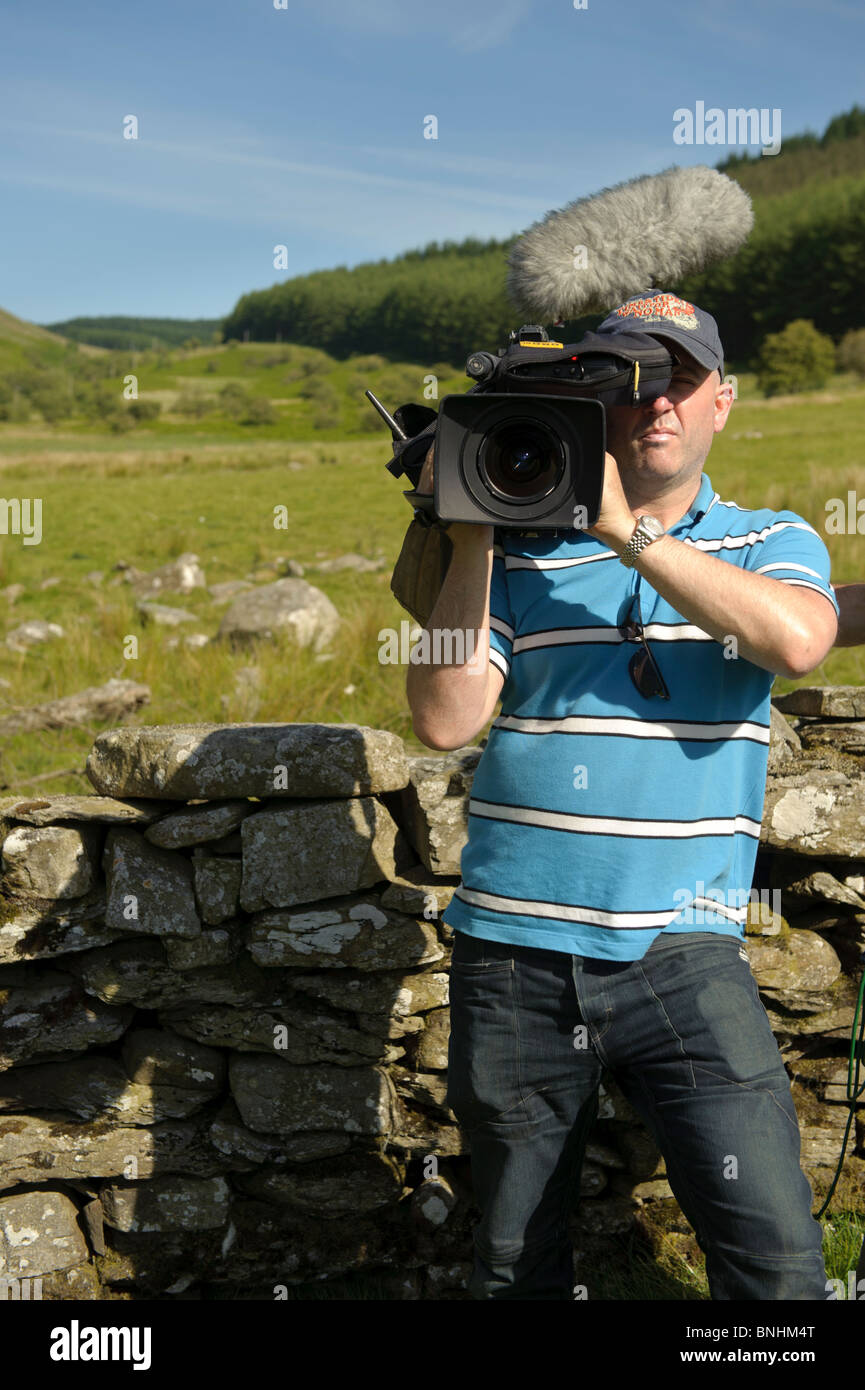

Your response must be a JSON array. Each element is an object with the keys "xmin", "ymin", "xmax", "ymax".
[
  {"xmin": 455, "ymin": 884, "xmax": 683, "ymax": 929},
  {"xmin": 683, "ymin": 520, "xmax": 818, "ymax": 554},
  {"xmin": 754, "ymin": 562, "xmax": 822, "ymax": 579},
  {"xmin": 690, "ymin": 895, "xmax": 748, "ymax": 923},
  {"xmin": 775, "ymin": 577, "xmax": 838, "ymax": 601},
  {"xmin": 497, "ymin": 519, "xmax": 818, "ymax": 571},
  {"xmin": 489, "ymin": 647, "xmax": 510, "ymax": 678},
  {"xmin": 505, "ymin": 549, "xmax": 615, "ymax": 571},
  {"xmin": 514, "ymin": 625, "xmax": 621, "ymax": 649},
  {"xmin": 512, "ymin": 620, "xmax": 713, "ymax": 652},
  {"xmin": 490, "ymin": 613, "xmax": 515, "ymax": 641},
  {"xmin": 641, "ymin": 621, "xmax": 713, "ymax": 642},
  {"xmin": 493, "ymin": 714, "xmax": 770, "ymax": 743},
  {"xmin": 468, "ymin": 797, "xmax": 762, "ymax": 839}
]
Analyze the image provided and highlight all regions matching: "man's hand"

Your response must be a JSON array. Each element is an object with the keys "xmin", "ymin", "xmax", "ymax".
[
  {"xmin": 416, "ymin": 443, "xmax": 493, "ymax": 548},
  {"xmin": 582, "ymin": 451, "xmax": 836, "ymax": 678},
  {"xmin": 585, "ymin": 451, "xmax": 637, "ymax": 551},
  {"xmin": 417, "ymin": 443, "xmax": 434, "ymax": 496}
]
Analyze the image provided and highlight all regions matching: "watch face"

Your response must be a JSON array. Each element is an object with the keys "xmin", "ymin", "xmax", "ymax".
[{"xmin": 639, "ymin": 515, "xmax": 665, "ymax": 537}]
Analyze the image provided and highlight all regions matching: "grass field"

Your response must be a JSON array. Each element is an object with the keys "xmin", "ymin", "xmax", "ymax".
[{"xmin": 2, "ymin": 349, "xmax": 865, "ymax": 793}]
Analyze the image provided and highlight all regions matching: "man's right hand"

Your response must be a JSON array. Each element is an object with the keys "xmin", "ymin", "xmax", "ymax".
[
  {"xmin": 416, "ymin": 443, "xmax": 494, "ymax": 548},
  {"xmin": 417, "ymin": 443, "xmax": 434, "ymax": 496}
]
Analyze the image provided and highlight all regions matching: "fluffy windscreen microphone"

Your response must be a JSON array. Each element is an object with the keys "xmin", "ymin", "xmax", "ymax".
[{"xmin": 507, "ymin": 165, "xmax": 754, "ymax": 322}]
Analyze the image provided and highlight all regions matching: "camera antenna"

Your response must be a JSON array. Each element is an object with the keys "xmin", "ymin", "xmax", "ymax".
[{"xmin": 364, "ymin": 389, "xmax": 408, "ymax": 440}]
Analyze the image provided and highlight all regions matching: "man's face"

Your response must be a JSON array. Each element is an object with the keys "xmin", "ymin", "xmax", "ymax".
[{"xmin": 603, "ymin": 349, "xmax": 733, "ymax": 489}]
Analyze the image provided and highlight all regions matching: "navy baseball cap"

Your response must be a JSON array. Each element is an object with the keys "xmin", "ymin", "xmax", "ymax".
[{"xmin": 596, "ymin": 289, "xmax": 725, "ymax": 378}]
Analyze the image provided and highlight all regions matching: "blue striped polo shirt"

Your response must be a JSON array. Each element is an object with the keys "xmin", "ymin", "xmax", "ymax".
[{"xmin": 441, "ymin": 471, "xmax": 839, "ymax": 961}]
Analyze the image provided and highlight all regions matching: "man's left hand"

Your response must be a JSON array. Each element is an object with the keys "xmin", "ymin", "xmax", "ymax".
[{"xmin": 585, "ymin": 452, "xmax": 637, "ymax": 552}]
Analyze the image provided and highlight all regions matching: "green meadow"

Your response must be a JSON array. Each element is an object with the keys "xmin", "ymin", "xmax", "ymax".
[{"xmin": 2, "ymin": 336, "xmax": 865, "ymax": 796}]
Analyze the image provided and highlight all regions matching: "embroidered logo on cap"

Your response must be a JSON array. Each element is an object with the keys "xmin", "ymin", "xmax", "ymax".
[{"xmin": 614, "ymin": 294, "xmax": 699, "ymax": 331}]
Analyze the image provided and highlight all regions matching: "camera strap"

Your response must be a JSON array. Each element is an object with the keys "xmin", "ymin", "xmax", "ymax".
[{"xmin": 498, "ymin": 331, "xmax": 675, "ymax": 406}]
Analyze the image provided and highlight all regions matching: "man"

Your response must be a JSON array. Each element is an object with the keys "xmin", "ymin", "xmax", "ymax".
[{"xmin": 405, "ymin": 290, "xmax": 839, "ymax": 1301}]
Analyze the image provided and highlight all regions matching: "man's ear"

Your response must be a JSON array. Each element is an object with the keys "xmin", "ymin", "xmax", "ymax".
[{"xmin": 712, "ymin": 373, "xmax": 735, "ymax": 432}]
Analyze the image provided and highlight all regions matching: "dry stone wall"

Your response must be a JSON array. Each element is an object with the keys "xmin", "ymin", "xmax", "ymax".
[{"xmin": 0, "ymin": 700, "xmax": 863, "ymax": 1300}]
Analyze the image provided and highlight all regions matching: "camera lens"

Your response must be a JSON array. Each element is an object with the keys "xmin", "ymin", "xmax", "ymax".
[{"xmin": 478, "ymin": 419, "xmax": 564, "ymax": 502}]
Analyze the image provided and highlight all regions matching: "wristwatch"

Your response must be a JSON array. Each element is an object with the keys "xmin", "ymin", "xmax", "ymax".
[{"xmin": 618, "ymin": 514, "xmax": 665, "ymax": 567}]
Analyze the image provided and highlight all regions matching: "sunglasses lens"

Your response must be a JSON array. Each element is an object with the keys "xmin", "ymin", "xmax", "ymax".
[
  {"xmin": 630, "ymin": 646, "xmax": 668, "ymax": 699},
  {"xmin": 622, "ymin": 591, "xmax": 668, "ymax": 698}
]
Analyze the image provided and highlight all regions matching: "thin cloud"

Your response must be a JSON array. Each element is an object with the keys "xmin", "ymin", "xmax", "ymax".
[
  {"xmin": 355, "ymin": 144, "xmax": 570, "ymax": 181},
  {"xmin": 0, "ymin": 163, "xmax": 539, "ymax": 238},
  {"xmin": 0, "ymin": 119, "xmax": 554, "ymax": 219},
  {"xmin": 291, "ymin": 0, "xmax": 536, "ymax": 52}
]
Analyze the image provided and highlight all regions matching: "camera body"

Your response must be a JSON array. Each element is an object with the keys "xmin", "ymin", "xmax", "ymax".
[{"xmin": 373, "ymin": 323, "xmax": 677, "ymax": 532}]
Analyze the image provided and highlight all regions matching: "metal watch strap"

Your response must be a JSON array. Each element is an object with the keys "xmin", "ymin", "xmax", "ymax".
[{"xmin": 619, "ymin": 517, "xmax": 661, "ymax": 568}]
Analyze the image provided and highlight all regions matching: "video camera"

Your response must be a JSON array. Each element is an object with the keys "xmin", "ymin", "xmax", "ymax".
[{"xmin": 368, "ymin": 325, "xmax": 677, "ymax": 532}]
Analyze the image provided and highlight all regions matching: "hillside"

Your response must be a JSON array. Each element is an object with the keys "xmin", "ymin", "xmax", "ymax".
[
  {"xmin": 0, "ymin": 306, "xmax": 116, "ymax": 422},
  {"xmin": 0, "ymin": 306, "xmax": 70, "ymax": 351},
  {"xmin": 41, "ymin": 315, "xmax": 224, "ymax": 352},
  {"xmin": 0, "ymin": 328, "xmax": 469, "ymax": 436},
  {"xmin": 716, "ymin": 106, "xmax": 865, "ymax": 195},
  {"xmin": 221, "ymin": 105, "xmax": 865, "ymax": 365},
  {"xmin": 0, "ymin": 305, "xmax": 107, "ymax": 380}
]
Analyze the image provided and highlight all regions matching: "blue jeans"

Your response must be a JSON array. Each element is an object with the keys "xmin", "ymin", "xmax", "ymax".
[{"xmin": 445, "ymin": 928, "xmax": 827, "ymax": 1300}]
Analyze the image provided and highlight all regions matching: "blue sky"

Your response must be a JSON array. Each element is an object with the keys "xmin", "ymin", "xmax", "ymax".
[{"xmin": 1, "ymin": 0, "xmax": 862, "ymax": 325}]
